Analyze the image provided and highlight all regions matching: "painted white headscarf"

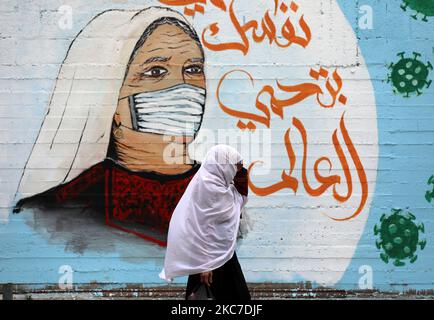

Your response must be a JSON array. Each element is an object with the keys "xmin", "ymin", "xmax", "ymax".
[
  {"xmin": 159, "ymin": 145, "xmax": 248, "ymax": 281},
  {"xmin": 14, "ymin": 7, "xmax": 197, "ymax": 202}
]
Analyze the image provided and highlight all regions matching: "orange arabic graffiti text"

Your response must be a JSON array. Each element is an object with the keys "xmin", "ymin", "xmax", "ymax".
[
  {"xmin": 247, "ymin": 112, "xmax": 368, "ymax": 221},
  {"xmin": 216, "ymin": 68, "xmax": 347, "ymax": 130},
  {"xmin": 202, "ymin": 0, "xmax": 311, "ymax": 55}
]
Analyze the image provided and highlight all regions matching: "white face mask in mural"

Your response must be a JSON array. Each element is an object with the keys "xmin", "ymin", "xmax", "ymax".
[{"xmin": 129, "ymin": 83, "xmax": 206, "ymax": 137}]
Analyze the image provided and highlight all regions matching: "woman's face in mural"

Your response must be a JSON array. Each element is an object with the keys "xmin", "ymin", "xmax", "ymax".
[
  {"xmin": 121, "ymin": 23, "xmax": 205, "ymax": 95},
  {"xmin": 116, "ymin": 22, "xmax": 205, "ymax": 141},
  {"xmin": 112, "ymin": 22, "xmax": 205, "ymax": 173}
]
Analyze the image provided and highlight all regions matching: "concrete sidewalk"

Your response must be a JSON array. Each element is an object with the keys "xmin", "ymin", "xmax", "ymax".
[{"xmin": 2, "ymin": 283, "xmax": 434, "ymax": 300}]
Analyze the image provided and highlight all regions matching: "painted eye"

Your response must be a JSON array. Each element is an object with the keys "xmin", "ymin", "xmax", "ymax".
[
  {"xmin": 184, "ymin": 65, "xmax": 204, "ymax": 75},
  {"xmin": 143, "ymin": 66, "xmax": 168, "ymax": 78}
]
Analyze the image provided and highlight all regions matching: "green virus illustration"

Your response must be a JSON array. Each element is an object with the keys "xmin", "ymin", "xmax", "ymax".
[
  {"xmin": 401, "ymin": 0, "xmax": 434, "ymax": 22},
  {"xmin": 374, "ymin": 208, "xmax": 426, "ymax": 267},
  {"xmin": 387, "ymin": 52, "xmax": 432, "ymax": 97},
  {"xmin": 426, "ymin": 174, "xmax": 434, "ymax": 203}
]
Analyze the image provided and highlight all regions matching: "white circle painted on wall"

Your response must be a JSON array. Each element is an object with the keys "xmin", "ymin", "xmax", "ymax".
[
  {"xmin": 186, "ymin": 0, "xmax": 378, "ymax": 286},
  {"xmin": 11, "ymin": 0, "xmax": 378, "ymax": 286}
]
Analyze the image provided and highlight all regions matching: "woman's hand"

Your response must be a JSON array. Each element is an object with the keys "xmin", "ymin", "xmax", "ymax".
[
  {"xmin": 233, "ymin": 166, "xmax": 248, "ymax": 196},
  {"xmin": 200, "ymin": 271, "xmax": 213, "ymax": 287}
]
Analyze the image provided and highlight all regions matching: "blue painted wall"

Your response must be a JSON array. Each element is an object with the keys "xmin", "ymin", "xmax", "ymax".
[{"xmin": 0, "ymin": 0, "xmax": 433, "ymax": 292}]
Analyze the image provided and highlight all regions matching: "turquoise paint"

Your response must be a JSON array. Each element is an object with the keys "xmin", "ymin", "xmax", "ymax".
[
  {"xmin": 0, "ymin": 0, "xmax": 433, "ymax": 292},
  {"xmin": 336, "ymin": 0, "xmax": 434, "ymax": 291}
]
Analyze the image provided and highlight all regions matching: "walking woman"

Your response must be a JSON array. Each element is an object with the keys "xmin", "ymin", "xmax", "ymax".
[{"xmin": 159, "ymin": 144, "xmax": 251, "ymax": 300}]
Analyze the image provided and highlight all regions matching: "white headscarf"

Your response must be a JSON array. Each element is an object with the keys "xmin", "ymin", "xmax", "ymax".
[
  {"xmin": 14, "ymin": 7, "xmax": 197, "ymax": 202},
  {"xmin": 159, "ymin": 145, "xmax": 248, "ymax": 281}
]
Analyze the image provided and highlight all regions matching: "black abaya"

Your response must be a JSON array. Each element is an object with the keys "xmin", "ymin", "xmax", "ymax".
[{"xmin": 185, "ymin": 251, "xmax": 251, "ymax": 300}]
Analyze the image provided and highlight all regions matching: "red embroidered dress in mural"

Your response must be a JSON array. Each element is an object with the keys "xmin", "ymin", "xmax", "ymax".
[{"xmin": 15, "ymin": 158, "xmax": 201, "ymax": 246}]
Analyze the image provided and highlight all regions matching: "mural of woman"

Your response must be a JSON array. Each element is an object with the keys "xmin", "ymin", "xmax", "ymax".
[{"xmin": 13, "ymin": 7, "xmax": 209, "ymax": 247}]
